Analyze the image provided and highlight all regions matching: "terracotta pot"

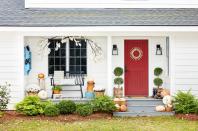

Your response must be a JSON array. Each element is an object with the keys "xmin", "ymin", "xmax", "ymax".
[
  {"xmin": 94, "ymin": 91, "xmax": 105, "ymax": 97},
  {"xmin": 27, "ymin": 92, "xmax": 38, "ymax": 96},
  {"xmin": 87, "ymin": 81, "xmax": 95, "ymax": 92},
  {"xmin": 53, "ymin": 90, "xmax": 61, "ymax": 94},
  {"xmin": 114, "ymin": 87, "xmax": 123, "ymax": 98}
]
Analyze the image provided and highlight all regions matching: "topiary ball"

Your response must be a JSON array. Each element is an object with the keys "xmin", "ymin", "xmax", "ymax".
[
  {"xmin": 114, "ymin": 67, "xmax": 123, "ymax": 76},
  {"xmin": 56, "ymin": 100, "xmax": 76, "ymax": 115},
  {"xmin": 44, "ymin": 104, "xmax": 60, "ymax": 117},
  {"xmin": 154, "ymin": 67, "xmax": 163, "ymax": 76},
  {"xmin": 154, "ymin": 78, "xmax": 163, "ymax": 87}
]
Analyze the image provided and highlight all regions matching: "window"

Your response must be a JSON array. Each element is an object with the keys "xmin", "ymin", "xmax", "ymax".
[
  {"xmin": 69, "ymin": 40, "xmax": 87, "ymax": 74},
  {"xmin": 48, "ymin": 39, "xmax": 87, "ymax": 76}
]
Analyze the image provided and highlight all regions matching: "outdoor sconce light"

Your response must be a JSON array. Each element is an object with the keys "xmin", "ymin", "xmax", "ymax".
[
  {"xmin": 112, "ymin": 44, "xmax": 118, "ymax": 55},
  {"xmin": 156, "ymin": 44, "xmax": 162, "ymax": 55}
]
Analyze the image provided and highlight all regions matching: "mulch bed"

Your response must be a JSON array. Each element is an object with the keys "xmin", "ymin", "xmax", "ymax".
[
  {"xmin": 0, "ymin": 111, "xmax": 112, "ymax": 123},
  {"xmin": 175, "ymin": 114, "xmax": 198, "ymax": 121}
]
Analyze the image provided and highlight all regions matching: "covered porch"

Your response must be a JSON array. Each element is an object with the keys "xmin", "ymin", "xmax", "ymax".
[{"xmin": 23, "ymin": 33, "xmax": 170, "ymax": 99}]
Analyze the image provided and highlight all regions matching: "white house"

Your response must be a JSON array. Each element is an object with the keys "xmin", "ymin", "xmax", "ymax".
[{"xmin": 1, "ymin": 0, "xmax": 198, "ymax": 110}]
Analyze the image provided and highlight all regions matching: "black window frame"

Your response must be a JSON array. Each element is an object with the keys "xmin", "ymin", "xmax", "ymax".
[{"xmin": 48, "ymin": 38, "xmax": 87, "ymax": 76}]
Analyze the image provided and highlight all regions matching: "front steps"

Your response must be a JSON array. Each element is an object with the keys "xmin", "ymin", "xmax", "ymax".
[{"xmin": 113, "ymin": 98, "xmax": 174, "ymax": 117}]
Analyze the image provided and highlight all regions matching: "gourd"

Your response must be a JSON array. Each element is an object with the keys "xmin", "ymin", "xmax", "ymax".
[
  {"xmin": 120, "ymin": 105, "xmax": 127, "ymax": 112},
  {"xmin": 155, "ymin": 105, "xmax": 165, "ymax": 112},
  {"xmin": 38, "ymin": 90, "xmax": 48, "ymax": 100}
]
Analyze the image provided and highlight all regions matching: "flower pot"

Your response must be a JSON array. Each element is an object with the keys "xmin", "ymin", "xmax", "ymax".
[
  {"xmin": 53, "ymin": 90, "xmax": 61, "ymax": 94},
  {"xmin": 114, "ymin": 87, "xmax": 123, "ymax": 98},
  {"xmin": 27, "ymin": 92, "xmax": 38, "ymax": 96},
  {"xmin": 94, "ymin": 91, "xmax": 105, "ymax": 97},
  {"xmin": 153, "ymin": 88, "xmax": 158, "ymax": 97},
  {"xmin": 165, "ymin": 106, "xmax": 173, "ymax": 112},
  {"xmin": 87, "ymin": 81, "xmax": 95, "ymax": 92}
]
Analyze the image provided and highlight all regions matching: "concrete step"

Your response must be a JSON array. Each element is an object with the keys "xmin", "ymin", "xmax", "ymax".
[
  {"xmin": 127, "ymin": 105, "xmax": 156, "ymax": 113},
  {"xmin": 126, "ymin": 98, "xmax": 163, "ymax": 106},
  {"xmin": 113, "ymin": 111, "xmax": 174, "ymax": 117}
]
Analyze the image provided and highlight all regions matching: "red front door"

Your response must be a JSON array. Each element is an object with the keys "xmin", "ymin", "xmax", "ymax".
[{"xmin": 124, "ymin": 40, "xmax": 148, "ymax": 96}]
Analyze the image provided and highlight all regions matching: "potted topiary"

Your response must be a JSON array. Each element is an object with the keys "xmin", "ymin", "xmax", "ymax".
[
  {"xmin": 113, "ymin": 67, "xmax": 124, "ymax": 98},
  {"xmin": 52, "ymin": 85, "xmax": 62, "ymax": 94},
  {"xmin": 153, "ymin": 67, "xmax": 163, "ymax": 99}
]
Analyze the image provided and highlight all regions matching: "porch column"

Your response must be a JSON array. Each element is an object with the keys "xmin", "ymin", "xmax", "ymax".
[{"xmin": 107, "ymin": 36, "xmax": 113, "ymax": 96}]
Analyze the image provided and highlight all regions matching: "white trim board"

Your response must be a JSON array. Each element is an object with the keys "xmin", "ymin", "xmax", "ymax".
[{"xmin": 25, "ymin": 0, "xmax": 198, "ymax": 8}]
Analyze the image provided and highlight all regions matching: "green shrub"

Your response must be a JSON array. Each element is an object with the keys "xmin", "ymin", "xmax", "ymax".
[
  {"xmin": 173, "ymin": 90, "xmax": 198, "ymax": 114},
  {"xmin": 16, "ymin": 96, "xmax": 52, "ymax": 116},
  {"xmin": 114, "ymin": 67, "xmax": 123, "ymax": 76},
  {"xmin": 91, "ymin": 96, "xmax": 116, "ymax": 113},
  {"xmin": 154, "ymin": 67, "xmax": 163, "ymax": 76},
  {"xmin": 0, "ymin": 83, "xmax": 10, "ymax": 111},
  {"xmin": 44, "ymin": 104, "xmax": 60, "ymax": 117},
  {"xmin": 56, "ymin": 100, "xmax": 76, "ymax": 115},
  {"xmin": 76, "ymin": 103, "xmax": 93, "ymax": 117},
  {"xmin": 114, "ymin": 77, "xmax": 124, "ymax": 87},
  {"xmin": 52, "ymin": 86, "xmax": 62, "ymax": 91},
  {"xmin": 153, "ymin": 78, "xmax": 163, "ymax": 88}
]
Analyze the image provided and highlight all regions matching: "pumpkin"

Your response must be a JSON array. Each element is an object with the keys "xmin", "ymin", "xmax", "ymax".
[
  {"xmin": 115, "ymin": 104, "xmax": 120, "ymax": 111},
  {"xmin": 38, "ymin": 90, "xmax": 48, "ymax": 99},
  {"xmin": 155, "ymin": 105, "xmax": 165, "ymax": 112},
  {"xmin": 38, "ymin": 73, "xmax": 45, "ymax": 79},
  {"xmin": 163, "ymin": 95, "xmax": 172, "ymax": 105},
  {"xmin": 120, "ymin": 105, "xmax": 127, "ymax": 112},
  {"xmin": 161, "ymin": 89, "xmax": 170, "ymax": 97}
]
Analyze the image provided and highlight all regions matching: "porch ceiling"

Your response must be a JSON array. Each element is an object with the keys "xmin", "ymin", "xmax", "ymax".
[{"xmin": 1, "ymin": 0, "xmax": 198, "ymax": 27}]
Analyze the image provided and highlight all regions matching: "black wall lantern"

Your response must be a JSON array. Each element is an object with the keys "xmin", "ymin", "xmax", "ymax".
[
  {"xmin": 112, "ymin": 44, "xmax": 118, "ymax": 55},
  {"xmin": 156, "ymin": 44, "xmax": 162, "ymax": 55}
]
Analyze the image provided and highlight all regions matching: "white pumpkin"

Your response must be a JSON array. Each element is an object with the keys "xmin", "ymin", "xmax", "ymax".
[
  {"xmin": 38, "ymin": 90, "xmax": 48, "ymax": 100},
  {"xmin": 155, "ymin": 105, "xmax": 166, "ymax": 112},
  {"xmin": 163, "ymin": 95, "xmax": 172, "ymax": 105}
]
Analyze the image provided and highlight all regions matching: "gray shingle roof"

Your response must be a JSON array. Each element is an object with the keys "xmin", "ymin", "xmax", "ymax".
[{"xmin": 1, "ymin": 0, "xmax": 198, "ymax": 26}]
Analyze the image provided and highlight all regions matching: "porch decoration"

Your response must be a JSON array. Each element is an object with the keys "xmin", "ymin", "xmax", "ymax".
[
  {"xmin": 94, "ymin": 87, "xmax": 105, "ymax": 97},
  {"xmin": 130, "ymin": 47, "xmax": 143, "ymax": 61},
  {"xmin": 114, "ymin": 98, "xmax": 127, "ymax": 112},
  {"xmin": 52, "ymin": 85, "xmax": 62, "ymax": 94},
  {"xmin": 26, "ymin": 84, "xmax": 40, "ymax": 96},
  {"xmin": 85, "ymin": 80, "xmax": 95, "ymax": 99},
  {"xmin": 113, "ymin": 67, "xmax": 124, "ymax": 98},
  {"xmin": 38, "ymin": 90, "xmax": 48, "ymax": 100},
  {"xmin": 163, "ymin": 95, "xmax": 173, "ymax": 112},
  {"xmin": 37, "ymin": 36, "xmax": 103, "ymax": 62},
  {"xmin": 153, "ymin": 67, "xmax": 163, "ymax": 99}
]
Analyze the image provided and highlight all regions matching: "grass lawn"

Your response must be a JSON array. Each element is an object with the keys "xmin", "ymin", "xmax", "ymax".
[{"xmin": 0, "ymin": 116, "xmax": 198, "ymax": 131}]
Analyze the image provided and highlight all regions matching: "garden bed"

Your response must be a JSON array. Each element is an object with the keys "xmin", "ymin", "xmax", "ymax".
[
  {"xmin": 175, "ymin": 114, "xmax": 198, "ymax": 121},
  {"xmin": 0, "ymin": 111, "xmax": 112, "ymax": 123}
]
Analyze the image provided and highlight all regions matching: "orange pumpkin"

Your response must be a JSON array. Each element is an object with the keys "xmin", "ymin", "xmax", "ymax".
[
  {"xmin": 38, "ymin": 73, "xmax": 45, "ymax": 79},
  {"xmin": 120, "ymin": 105, "xmax": 127, "ymax": 112}
]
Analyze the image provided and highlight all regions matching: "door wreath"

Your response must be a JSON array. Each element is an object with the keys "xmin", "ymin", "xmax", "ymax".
[{"xmin": 130, "ymin": 47, "xmax": 143, "ymax": 61}]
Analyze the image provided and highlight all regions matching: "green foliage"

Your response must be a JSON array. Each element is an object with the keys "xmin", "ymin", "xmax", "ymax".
[
  {"xmin": 56, "ymin": 100, "xmax": 76, "ymax": 115},
  {"xmin": 76, "ymin": 103, "xmax": 93, "ymax": 117},
  {"xmin": 91, "ymin": 96, "xmax": 116, "ymax": 113},
  {"xmin": 44, "ymin": 104, "xmax": 60, "ymax": 117},
  {"xmin": 52, "ymin": 86, "xmax": 62, "ymax": 91},
  {"xmin": 173, "ymin": 90, "xmax": 198, "ymax": 114},
  {"xmin": 114, "ymin": 77, "xmax": 124, "ymax": 87},
  {"xmin": 154, "ymin": 67, "xmax": 163, "ymax": 76},
  {"xmin": 16, "ymin": 96, "xmax": 52, "ymax": 116},
  {"xmin": 0, "ymin": 83, "xmax": 10, "ymax": 111},
  {"xmin": 114, "ymin": 67, "xmax": 123, "ymax": 77},
  {"xmin": 153, "ymin": 78, "xmax": 163, "ymax": 88}
]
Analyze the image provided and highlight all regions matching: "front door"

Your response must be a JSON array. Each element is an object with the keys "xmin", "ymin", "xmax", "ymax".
[{"xmin": 124, "ymin": 40, "xmax": 148, "ymax": 96}]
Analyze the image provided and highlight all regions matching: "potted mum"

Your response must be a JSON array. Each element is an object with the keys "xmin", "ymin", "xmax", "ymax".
[
  {"xmin": 153, "ymin": 67, "xmax": 163, "ymax": 99},
  {"xmin": 52, "ymin": 85, "xmax": 62, "ymax": 94},
  {"xmin": 26, "ymin": 84, "xmax": 40, "ymax": 96},
  {"xmin": 113, "ymin": 67, "xmax": 124, "ymax": 98},
  {"xmin": 94, "ymin": 87, "xmax": 105, "ymax": 97}
]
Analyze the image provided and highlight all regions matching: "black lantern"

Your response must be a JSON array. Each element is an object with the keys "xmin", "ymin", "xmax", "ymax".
[
  {"xmin": 156, "ymin": 44, "xmax": 162, "ymax": 55},
  {"xmin": 112, "ymin": 44, "xmax": 118, "ymax": 55}
]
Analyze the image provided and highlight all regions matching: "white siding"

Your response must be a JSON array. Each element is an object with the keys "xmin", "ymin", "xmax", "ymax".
[
  {"xmin": 173, "ymin": 33, "xmax": 198, "ymax": 97},
  {"xmin": 0, "ymin": 32, "xmax": 24, "ymax": 110}
]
